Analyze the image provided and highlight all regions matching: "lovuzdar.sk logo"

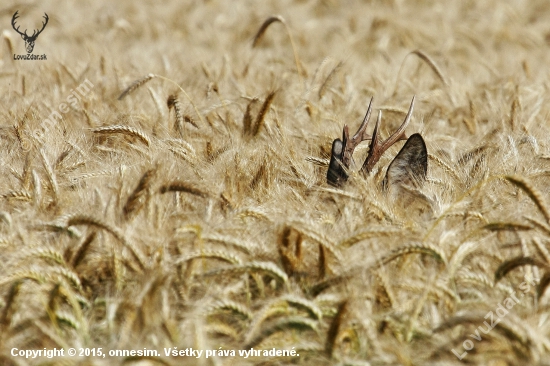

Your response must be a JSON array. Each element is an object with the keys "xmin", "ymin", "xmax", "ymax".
[{"xmin": 11, "ymin": 10, "xmax": 48, "ymax": 60}]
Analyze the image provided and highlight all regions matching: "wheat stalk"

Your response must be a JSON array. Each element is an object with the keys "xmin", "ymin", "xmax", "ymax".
[
  {"xmin": 69, "ymin": 232, "xmax": 97, "ymax": 268},
  {"xmin": 0, "ymin": 280, "xmax": 21, "ymax": 331},
  {"xmin": 92, "ymin": 125, "xmax": 151, "ymax": 146},
  {"xmin": 30, "ymin": 248, "xmax": 66, "ymax": 266},
  {"xmin": 537, "ymin": 272, "xmax": 550, "ymax": 300},
  {"xmin": 167, "ymin": 94, "xmax": 185, "ymax": 138},
  {"xmin": 158, "ymin": 181, "xmax": 208, "ymax": 198},
  {"xmin": 118, "ymin": 73, "xmax": 205, "ymax": 127},
  {"xmin": 340, "ymin": 228, "xmax": 402, "ymax": 248},
  {"xmin": 252, "ymin": 15, "xmax": 304, "ymax": 82},
  {"xmin": 67, "ymin": 215, "xmax": 145, "ymax": 271},
  {"xmin": 305, "ymin": 156, "xmax": 330, "ymax": 167},
  {"xmin": 318, "ymin": 61, "xmax": 343, "ymax": 99},
  {"xmin": 175, "ymin": 250, "xmax": 242, "ymax": 265},
  {"xmin": 506, "ymin": 175, "xmax": 550, "ymax": 224},
  {"xmin": 202, "ymin": 233, "xmax": 254, "ymax": 254},
  {"xmin": 1, "ymin": 190, "xmax": 32, "ymax": 200},
  {"xmin": 201, "ymin": 261, "xmax": 289, "ymax": 285},
  {"xmin": 376, "ymin": 243, "xmax": 447, "ymax": 268},
  {"xmin": 245, "ymin": 316, "xmax": 318, "ymax": 349},
  {"xmin": 494, "ymin": 256, "xmax": 547, "ymax": 282},
  {"xmin": 206, "ymin": 299, "xmax": 252, "ymax": 319},
  {"xmin": 242, "ymin": 97, "xmax": 257, "ymax": 137},
  {"xmin": 206, "ymin": 323, "xmax": 239, "ymax": 340},
  {"xmin": 254, "ymin": 91, "xmax": 276, "ymax": 137},
  {"xmin": 123, "ymin": 168, "xmax": 157, "ymax": 220},
  {"xmin": 291, "ymin": 224, "xmax": 342, "ymax": 263},
  {"xmin": 428, "ymin": 153, "xmax": 461, "ymax": 181},
  {"xmin": 483, "ymin": 222, "xmax": 532, "ymax": 231},
  {"xmin": 155, "ymin": 74, "xmax": 205, "ymax": 126},
  {"xmin": 325, "ymin": 300, "xmax": 347, "ymax": 358},
  {"xmin": 410, "ymin": 49, "xmax": 449, "ymax": 86},
  {"xmin": 532, "ymin": 238, "xmax": 550, "ymax": 265},
  {"xmin": 118, "ymin": 74, "xmax": 156, "ymax": 100},
  {"xmin": 39, "ymin": 149, "xmax": 58, "ymax": 206}
]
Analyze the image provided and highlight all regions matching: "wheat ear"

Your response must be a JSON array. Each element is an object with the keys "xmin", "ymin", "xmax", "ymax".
[
  {"xmin": 175, "ymin": 250, "xmax": 242, "ymax": 265},
  {"xmin": 251, "ymin": 91, "xmax": 276, "ymax": 137},
  {"xmin": 325, "ymin": 300, "xmax": 348, "ymax": 358},
  {"xmin": 39, "ymin": 149, "xmax": 58, "ymax": 207},
  {"xmin": 159, "ymin": 182, "xmax": 208, "ymax": 198},
  {"xmin": 118, "ymin": 73, "xmax": 156, "ymax": 100},
  {"xmin": 494, "ymin": 256, "xmax": 547, "ymax": 282},
  {"xmin": 167, "ymin": 94, "xmax": 185, "ymax": 138},
  {"xmin": 483, "ymin": 222, "xmax": 532, "ymax": 231},
  {"xmin": 202, "ymin": 261, "xmax": 289, "ymax": 285},
  {"xmin": 428, "ymin": 154, "xmax": 461, "ymax": 181},
  {"xmin": 123, "ymin": 168, "xmax": 157, "ymax": 220},
  {"xmin": 506, "ymin": 175, "xmax": 550, "ymax": 224},
  {"xmin": 392, "ymin": 49, "xmax": 449, "ymax": 97},
  {"xmin": 0, "ymin": 280, "xmax": 21, "ymax": 330},
  {"xmin": 70, "ymin": 232, "xmax": 97, "ymax": 268},
  {"xmin": 245, "ymin": 316, "xmax": 317, "ymax": 349},
  {"xmin": 252, "ymin": 15, "xmax": 304, "ymax": 83},
  {"xmin": 206, "ymin": 300, "xmax": 252, "ymax": 319},
  {"xmin": 376, "ymin": 243, "xmax": 447, "ymax": 268},
  {"xmin": 154, "ymin": 74, "xmax": 205, "ymax": 126},
  {"xmin": 281, "ymin": 294, "xmax": 323, "ymax": 320},
  {"xmin": 242, "ymin": 97, "xmax": 257, "ymax": 137},
  {"xmin": 410, "ymin": 49, "xmax": 449, "ymax": 86},
  {"xmin": 92, "ymin": 125, "xmax": 151, "ymax": 146},
  {"xmin": 67, "ymin": 215, "xmax": 145, "ymax": 271}
]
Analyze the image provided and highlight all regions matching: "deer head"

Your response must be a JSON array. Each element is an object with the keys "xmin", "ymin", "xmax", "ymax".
[
  {"xmin": 327, "ymin": 96, "xmax": 428, "ymax": 190},
  {"xmin": 12, "ymin": 11, "xmax": 49, "ymax": 54}
]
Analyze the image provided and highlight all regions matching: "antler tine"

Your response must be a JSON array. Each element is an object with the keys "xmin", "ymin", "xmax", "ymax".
[
  {"xmin": 38, "ymin": 13, "xmax": 49, "ymax": 34},
  {"xmin": 361, "ymin": 95, "xmax": 415, "ymax": 174},
  {"xmin": 11, "ymin": 11, "xmax": 26, "ymax": 37},
  {"xmin": 341, "ymin": 97, "xmax": 374, "ymax": 167},
  {"xmin": 33, "ymin": 13, "xmax": 49, "ymax": 38},
  {"xmin": 12, "ymin": 10, "xmax": 19, "ymax": 26},
  {"xmin": 380, "ymin": 95, "xmax": 415, "ymax": 151},
  {"xmin": 351, "ymin": 97, "xmax": 374, "ymax": 143}
]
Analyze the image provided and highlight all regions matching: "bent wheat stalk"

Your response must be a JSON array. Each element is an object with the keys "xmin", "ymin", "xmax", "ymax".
[
  {"xmin": 92, "ymin": 125, "xmax": 151, "ymax": 146},
  {"xmin": 252, "ymin": 15, "xmax": 304, "ymax": 84}
]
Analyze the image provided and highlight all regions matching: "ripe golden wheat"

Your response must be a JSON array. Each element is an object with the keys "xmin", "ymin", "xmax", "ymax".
[{"xmin": 2, "ymin": 1, "xmax": 550, "ymax": 365}]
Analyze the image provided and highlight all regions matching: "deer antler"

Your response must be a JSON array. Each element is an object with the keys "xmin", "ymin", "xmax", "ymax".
[
  {"xmin": 360, "ymin": 96, "xmax": 415, "ymax": 174},
  {"xmin": 31, "ymin": 13, "xmax": 49, "ymax": 39},
  {"xmin": 11, "ymin": 11, "xmax": 27, "ymax": 38},
  {"xmin": 342, "ymin": 97, "xmax": 374, "ymax": 168},
  {"xmin": 327, "ymin": 96, "xmax": 415, "ymax": 187},
  {"xmin": 327, "ymin": 97, "xmax": 374, "ymax": 187},
  {"xmin": 11, "ymin": 11, "xmax": 48, "ymax": 39}
]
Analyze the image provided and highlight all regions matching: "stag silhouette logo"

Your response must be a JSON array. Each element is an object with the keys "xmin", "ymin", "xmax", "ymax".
[{"xmin": 11, "ymin": 11, "xmax": 49, "ymax": 54}]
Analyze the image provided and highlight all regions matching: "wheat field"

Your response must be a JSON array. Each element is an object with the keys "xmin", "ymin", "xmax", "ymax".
[{"xmin": 2, "ymin": 0, "xmax": 550, "ymax": 365}]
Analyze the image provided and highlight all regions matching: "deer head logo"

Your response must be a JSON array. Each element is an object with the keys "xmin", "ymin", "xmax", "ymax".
[{"xmin": 11, "ymin": 11, "xmax": 49, "ymax": 54}]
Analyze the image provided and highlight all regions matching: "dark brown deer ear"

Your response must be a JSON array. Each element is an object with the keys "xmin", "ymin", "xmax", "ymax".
[
  {"xmin": 327, "ymin": 139, "xmax": 347, "ymax": 187},
  {"xmin": 382, "ymin": 133, "xmax": 427, "ymax": 191}
]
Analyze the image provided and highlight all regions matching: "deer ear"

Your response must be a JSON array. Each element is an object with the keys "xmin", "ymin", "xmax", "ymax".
[
  {"xmin": 20, "ymin": 34, "xmax": 25, "ymax": 40},
  {"xmin": 382, "ymin": 133, "xmax": 427, "ymax": 191},
  {"xmin": 327, "ymin": 139, "xmax": 347, "ymax": 187}
]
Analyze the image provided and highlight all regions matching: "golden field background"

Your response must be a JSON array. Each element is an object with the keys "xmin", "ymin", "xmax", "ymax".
[{"xmin": 2, "ymin": 0, "xmax": 550, "ymax": 364}]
